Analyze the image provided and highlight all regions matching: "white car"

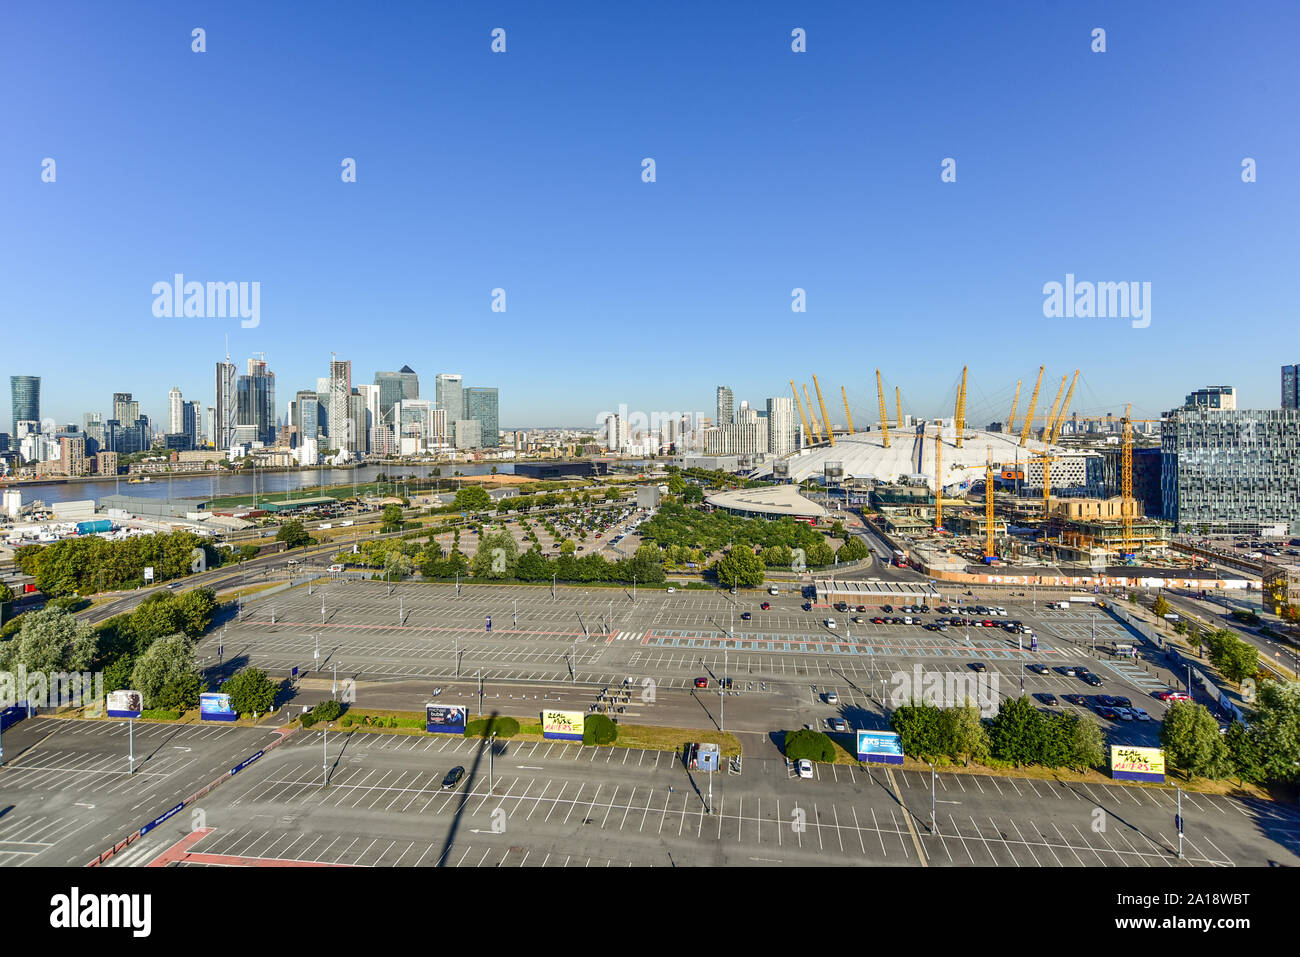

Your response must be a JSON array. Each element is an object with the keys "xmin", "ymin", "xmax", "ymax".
[
  {"xmin": 1112, "ymin": 707, "xmax": 1135, "ymax": 721},
  {"xmin": 666, "ymin": 587, "xmax": 676, "ymax": 594},
  {"xmin": 825, "ymin": 618, "xmax": 837, "ymax": 630},
  {"xmin": 1130, "ymin": 707, "xmax": 1153, "ymax": 721},
  {"xmin": 825, "ymin": 692, "xmax": 839, "ymax": 704},
  {"xmin": 796, "ymin": 759, "xmax": 814, "ymax": 779}
]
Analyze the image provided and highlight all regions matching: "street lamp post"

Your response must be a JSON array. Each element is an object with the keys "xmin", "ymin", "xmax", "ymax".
[
  {"xmin": 930, "ymin": 762, "xmax": 936, "ymax": 834},
  {"xmin": 1176, "ymin": 786, "xmax": 1184, "ymax": 860},
  {"xmin": 323, "ymin": 726, "xmax": 328, "ymax": 786},
  {"xmin": 489, "ymin": 731, "xmax": 497, "ymax": 796}
]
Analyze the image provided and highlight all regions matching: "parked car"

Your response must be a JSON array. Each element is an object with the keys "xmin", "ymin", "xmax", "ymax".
[
  {"xmin": 829, "ymin": 718, "xmax": 848, "ymax": 732},
  {"xmin": 1035, "ymin": 693, "xmax": 1059, "ymax": 706},
  {"xmin": 694, "ymin": 677, "xmax": 708, "ymax": 689},
  {"xmin": 1063, "ymin": 694, "xmax": 1088, "ymax": 706},
  {"xmin": 825, "ymin": 692, "xmax": 839, "ymax": 704},
  {"xmin": 761, "ymin": 602, "xmax": 771, "ymax": 610},
  {"xmin": 1027, "ymin": 663, "xmax": 1049, "ymax": 675},
  {"xmin": 1155, "ymin": 690, "xmax": 1191, "ymax": 702},
  {"xmin": 741, "ymin": 612, "xmax": 752, "ymax": 620},
  {"xmin": 969, "ymin": 662, "xmax": 987, "ymax": 673},
  {"xmin": 441, "ymin": 766, "xmax": 466, "ymax": 790},
  {"xmin": 796, "ymin": 759, "xmax": 814, "ymax": 779}
]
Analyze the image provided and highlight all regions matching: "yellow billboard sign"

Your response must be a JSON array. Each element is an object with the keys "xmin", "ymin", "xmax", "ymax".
[
  {"xmin": 542, "ymin": 710, "xmax": 586, "ymax": 741},
  {"xmin": 1110, "ymin": 745, "xmax": 1165, "ymax": 782}
]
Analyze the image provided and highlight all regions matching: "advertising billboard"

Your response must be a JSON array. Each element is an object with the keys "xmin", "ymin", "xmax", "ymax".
[
  {"xmin": 855, "ymin": 730, "xmax": 904, "ymax": 765},
  {"xmin": 425, "ymin": 704, "xmax": 468, "ymax": 734},
  {"xmin": 1110, "ymin": 745, "xmax": 1165, "ymax": 783},
  {"xmin": 106, "ymin": 690, "xmax": 143, "ymax": 719},
  {"xmin": 199, "ymin": 692, "xmax": 237, "ymax": 722},
  {"xmin": 541, "ymin": 709, "xmax": 586, "ymax": 741}
]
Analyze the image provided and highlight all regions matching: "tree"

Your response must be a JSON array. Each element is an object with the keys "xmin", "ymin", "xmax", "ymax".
[
  {"xmin": 946, "ymin": 702, "xmax": 991, "ymax": 764},
  {"xmin": 0, "ymin": 581, "xmax": 14, "ymax": 624},
  {"xmin": 173, "ymin": 589, "xmax": 217, "ymax": 637},
  {"xmin": 452, "ymin": 486, "xmax": 494, "ymax": 513},
  {"xmin": 130, "ymin": 633, "xmax": 198, "ymax": 709},
  {"xmin": 988, "ymin": 696, "xmax": 1047, "ymax": 766},
  {"xmin": 831, "ymin": 521, "xmax": 846, "ymax": 538},
  {"xmin": 1248, "ymin": 680, "xmax": 1300, "ymax": 784},
  {"xmin": 667, "ymin": 474, "xmax": 686, "ymax": 496},
  {"xmin": 276, "ymin": 520, "xmax": 312, "ymax": 549},
  {"xmin": 1153, "ymin": 594, "xmax": 1171, "ymax": 618},
  {"xmin": 155, "ymin": 671, "xmax": 206, "ymax": 710},
  {"xmin": 380, "ymin": 505, "xmax": 403, "ymax": 532},
  {"xmin": 1223, "ymin": 721, "xmax": 1264, "ymax": 784},
  {"xmin": 2, "ymin": 607, "xmax": 98, "ymax": 673},
  {"xmin": 471, "ymin": 530, "xmax": 520, "ymax": 579},
  {"xmin": 1065, "ymin": 713, "xmax": 1106, "ymax": 769},
  {"xmin": 837, "ymin": 536, "xmax": 871, "ymax": 563},
  {"xmin": 583, "ymin": 713, "xmax": 618, "ymax": 745},
  {"xmin": 1215, "ymin": 636, "xmax": 1260, "ymax": 684},
  {"xmin": 712, "ymin": 548, "xmax": 765, "ymax": 589},
  {"xmin": 222, "ymin": 667, "xmax": 279, "ymax": 715},
  {"xmin": 1160, "ymin": 701, "xmax": 1231, "ymax": 780}
]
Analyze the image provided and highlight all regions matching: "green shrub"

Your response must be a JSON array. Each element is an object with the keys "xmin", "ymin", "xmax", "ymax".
[
  {"xmin": 313, "ymin": 699, "xmax": 343, "ymax": 722},
  {"xmin": 465, "ymin": 716, "xmax": 521, "ymax": 738},
  {"xmin": 784, "ymin": 728, "xmax": 835, "ymax": 763},
  {"xmin": 140, "ymin": 708, "xmax": 181, "ymax": 721},
  {"xmin": 300, "ymin": 712, "xmax": 317, "ymax": 728},
  {"xmin": 583, "ymin": 713, "xmax": 618, "ymax": 746}
]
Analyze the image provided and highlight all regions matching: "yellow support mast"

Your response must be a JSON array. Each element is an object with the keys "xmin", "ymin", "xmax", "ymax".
[
  {"xmin": 1041, "ymin": 374, "xmax": 1067, "ymax": 446},
  {"xmin": 841, "ymin": 386, "xmax": 856, "ymax": 434},
  {"xmin": 790, "ymin": 379, "xmax": 813, "ymax": 447},
  {"xmin": 954, "ymin": 365, "xmax": 968, "ymax": 448},
  {"xmin": 812, "ymin": 374, "xmax": 836, "ymax": 447},
  {"xmin": 875, "ymin": 369, "xmax": 891, "ymax": 449},
  {"xmin": 985, "ymin": 445, "xmax": 996, "ymax": 560},
  {"xmin": 1018, "ymin": 365, "xmax": 1045, "ymax": 447},
  {"xmin": 1006, "ymin": 379, "xmax": 1022, "ymax": 434},
  {"xmin": 895, "ymin": 387, "xmax": 902, "ymax": 429},
  {"xmin": 803, "ymin": 384, "xmax": 823, "ymax": 442},
  {"xmin": 934, "ymin": 425, "xmax": 943, "ymax": 531},
  {"xmin": 1048, "ymin": 369, "xmax": 1080, "ymax": 444}
]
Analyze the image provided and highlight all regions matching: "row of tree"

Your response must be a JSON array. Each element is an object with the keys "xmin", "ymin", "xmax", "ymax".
[
  {"xmin": 1162, "ymin": 688, "xmax": 1300, "ymax": 784},
  {"xmin": 891, "ymin": 697, "xmax": 1106, "ymax": 769},
  {"xmin": 15, "ymin": 531, "xmax": 216, "ymax": 596}
]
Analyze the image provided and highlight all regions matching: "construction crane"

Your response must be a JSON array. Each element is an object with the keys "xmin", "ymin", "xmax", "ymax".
[
  {"xmin": 1006, "ymin": 379, "xmax": 1022, "ymax": 434},
  {"xmin": 954, "ymin": 365, "xmax": 968, "ymax": 448},
  {"xmin": 1121, "ymin": 404, "xmax": 1134, "ymax": 559},
  {"xmin": 1018, "ymin": 366, "xmax": 1046, "ymax": 447},
  {"xmin": 1048, "ymin": 370, "xmax": 1080, "ymax": 445},
  {"xmin": 895, "ymin": 387, "xmax": 902, "ymax": 429},
  {"xmin": 812, "ymin": 374, "xmax": 836, "ymax": 447},
  {"xmin": 802, "ymin": 383, "xmax": 824, "ymax": 443},
  {"xmin": 934, "ymin": 425, "xmax": 943, "ymax": 531},
  {"xmin": 841, "ymin": 386, "xmax": 855, "ymax": 434},
  {"xmin": 790, "ymin": 380, "xmax": 813, "ymax": 447},
  {"xmin": 984, "ymin": 445, "xmax": 996, "ymax": 560},
  {"xmin": 875, "ymin": 369, "xmax": 891, "ymax": 449},
  {"xmin": 1033, "ymin": 449, "xmax": 1060, "ymax": 515}
]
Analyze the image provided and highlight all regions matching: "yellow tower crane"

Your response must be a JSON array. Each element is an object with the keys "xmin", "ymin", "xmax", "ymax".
[
  {"xmin": 1018, "ymin": 366, "xmax": 1046, "ymax": 447},
  {"xmin": 875, "ymin": 370, "xmax": 891, "ymax": 449},
  {"xmin": 841, "ymin": 386, "xmax": 855, "ymax": 434},
  {"xmin": 954, "ymin": 365, "xmax": 968, "ymax": 448},
  {"xmin": 790, "ymin": 379, "xmax": 813, "ymax": 447},
  {"xmin": 934, "ymin": 425, "xmax": 943, "ymax": 531},
  {"xmin": 985, "ymin": 445, "xmax": 996, "ymax": 560},
  {"xmin": 802, "ymin": 384, "xmax": 824, "ymax": 443},
  {"xmin": 1006, "ymin": 379, "xmax": 1022, "ymax": 434},
  {"xmin": 895, "ymin": 387, "xmax": 902, "ymax": 429},
  {"xmin": 813, "ymin": 374, "xmax": 836, "ymax": 448},
  {"xmin": 1048, "ymin": 370, "xmax": 1080, "ymax": 444}
]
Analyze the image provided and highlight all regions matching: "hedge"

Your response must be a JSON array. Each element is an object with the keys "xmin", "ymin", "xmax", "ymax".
[
  {"xmin": 784, "ymin": 728, "xmax": 836, "ymax": 763},
  {"xmin": 465, "ymin": 716, "xmax": 520, "ymax": 738},
  {"xmin": 583, "ymin": 713, "xmax": 618, "ymax": 746},
  {"xmin": 140, "ymin": 708, "xmax": 181, "ymax": 721}
]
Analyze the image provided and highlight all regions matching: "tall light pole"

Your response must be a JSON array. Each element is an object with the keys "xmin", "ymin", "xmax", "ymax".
[
  {"xmin": 323, "ymin": 725, "xmax": 329, "ymax": 786},
  {"xmin": 488, "ymin": 730, "xmax": 497, "ymax": 796},
  {"xmin": 1176, "ymin": 786, "xmax": 1184, "ymax": 860},
  {"xmin": 929, "ymin": 762, "xmax": 936, "ymax": 834}
]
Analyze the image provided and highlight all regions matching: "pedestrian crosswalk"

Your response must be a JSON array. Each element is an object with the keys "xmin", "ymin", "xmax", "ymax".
[{"xmin": 607, "ymin": 631, "xmax": 644, "ymax": 642}]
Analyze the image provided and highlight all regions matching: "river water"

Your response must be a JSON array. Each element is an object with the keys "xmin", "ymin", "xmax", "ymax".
[{"xmin": 8, "ymin": 463, "xmax": 519, "ymax": 507}]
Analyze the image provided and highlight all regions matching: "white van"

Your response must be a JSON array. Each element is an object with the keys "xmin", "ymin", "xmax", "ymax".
[
  {"xmin": 768, "ymin": 586, "xmax": 779, "ymax": 596},
  {"xmin": 825, "ymin": 618, "xmax": 837, "ymax": 630}
]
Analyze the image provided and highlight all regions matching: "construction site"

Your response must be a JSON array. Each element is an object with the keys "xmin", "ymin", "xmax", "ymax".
[{"xmin": 750, "ymin": 367, "xmax": 1212, "ymax": 583}]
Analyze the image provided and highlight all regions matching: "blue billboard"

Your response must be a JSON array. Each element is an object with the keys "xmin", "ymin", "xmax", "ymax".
[
  {"xmin": 200, "ymin": 692, "xmax": 237, "ymax": 722},
  {"xmin": 106, "ymin": 690, "xmax": 143, "ymax": 719},
  {"xmin": 856, "ymin": 730, "xmax": 904, "ymax": 765},
  {"xmin": 426, "ymin": 704, "xmax": 468, "ymax": 734}
]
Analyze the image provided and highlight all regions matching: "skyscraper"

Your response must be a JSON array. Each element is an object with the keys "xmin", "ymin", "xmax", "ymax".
[
  {"xmin": 112, "ymin": 392, "xmax": 139, "ymax": 426},
  {"xmin": 215, "ymin": 358, "xmax": 237, "ymax": 449},
  {"xmin": 375, "ymin": 365, "xmax": 420, "ymax": 427},
  {"xmin": 716, "ymin": 386, "xmax": 734, "ymax": 427},
  {"xmin": 1283, "ymin": 365, "xmax": 1299, "ymax": 410},
  {"xmin": 436, "ymin": 374, "xmax": 464, "ymax": 423},
  {"xmin": 182, "ymin": 400, "xmax": 200, "ymax": 448},
  {"xmin": 236, "ymin": 358, "xmax": 276, "ymax": 445},
  {"xmin": 328, "ymin": 359, "xmax": 352, "ymax": 450},
  {"xmin": 10, "ymin": 376, "xmax": 40, "ymax": 436},
  {"xmin": 168, "ymin": 386, "xmax": 184, "ymax": 435},
  {"xmin": 464, "ymin": 387, "xmax": 499, "ymax": 447},
  {"xmin": 766, "ymin": 396, "xmax": 796, "ymax": 456}
]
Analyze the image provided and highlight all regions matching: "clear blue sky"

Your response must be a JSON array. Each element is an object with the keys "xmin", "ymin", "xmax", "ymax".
[{"xmin": 3, "ymin": 1, "xmax": 1297, "ymax": 431}]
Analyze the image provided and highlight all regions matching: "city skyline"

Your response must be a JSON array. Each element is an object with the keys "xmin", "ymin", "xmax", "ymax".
[{"xmin": 4, "ymin": 3, "xmax": 1298, "ymax": 426}]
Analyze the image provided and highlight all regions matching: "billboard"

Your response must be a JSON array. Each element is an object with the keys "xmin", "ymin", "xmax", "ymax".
[
  {"xmin": 856, "ymin": 730, "xmax": 904, "ymax": 765},
  {"xmin": 106, "ymin": 690, "xmax": 143, "ymax": 719},
  {"xmin": 542, "ymin": 709, "xmax": 586, "ymax": 741},
  {"xmin": 425, "ymin": 704, "xmax": 468, "ymax": 734},
  {"xmin": 1110, "ymin": 745, "xmax": 1165, "ymax": 783},
  {"xmin": 199, "ymin": 692, "xmax": 237, "ymax": 722}
]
